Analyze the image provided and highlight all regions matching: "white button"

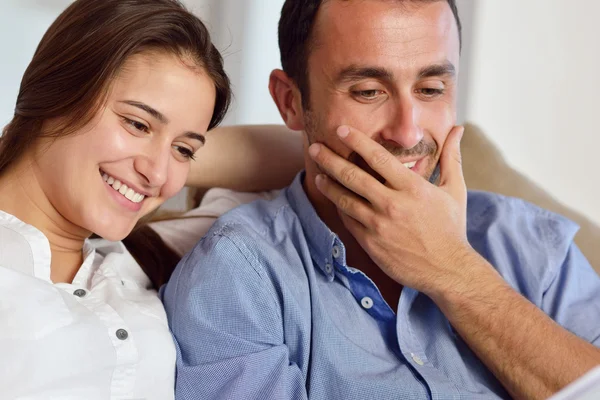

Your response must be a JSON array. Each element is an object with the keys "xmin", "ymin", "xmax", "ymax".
[
  {"xmin": 325, "ymin": 263, "xmax": 333, "ymax": 274},
  {"xmin": 411, "ymin": 353, "xmax": 425, "ymax": 366},
  {"xmin": 360, "ymin": 297, "xmax": 374, "ymax": 309},
  {"xmin": 332, "ymin": 246, "xmax": 341, "ymax": 259}
]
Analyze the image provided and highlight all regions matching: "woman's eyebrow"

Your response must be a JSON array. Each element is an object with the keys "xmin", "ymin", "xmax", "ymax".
[
  {"xmin": 120, "ymin": 100, "xmax": 169, "ymax": 124},
  {"xmin": 120, "ymin": 100, "xmax": 205, "ymax": 143}
]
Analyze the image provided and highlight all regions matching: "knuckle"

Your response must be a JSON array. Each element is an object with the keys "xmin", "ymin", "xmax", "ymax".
[
  {"xmin": 406, "ymin": 182, "xmax": 420, "ymax": 197},
  {"xmin": 362, "ymin": 233, "xmax": 376, "ymax": 251},
  {"xmin": 372, "ymin": 217, "xmax": 388, "ymax": 235},
  {"xmin": 340, "ymin": 166, "xmax": 358, "ymax": 185},
  {"xmin": 384, "ymin": 200, "xmax": 401, "ymax": 217},
  {"xmin": 337, "ymin": 194, "xmax": 352, "ymax": 212},
  {"xmin": 371, "ymin": 150, "xmax": 390, "ymax": 167}
]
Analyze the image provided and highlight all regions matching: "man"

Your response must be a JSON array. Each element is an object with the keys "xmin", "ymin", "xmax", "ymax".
[{"xmin": 163, "ymin": 1, "xmax": 600, "ymax": 399}]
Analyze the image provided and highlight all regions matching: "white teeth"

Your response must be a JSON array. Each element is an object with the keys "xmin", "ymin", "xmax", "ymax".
[
  {"xmin": 403, "ymin": 161, "xmax": 417, "ymax": 169},
  {"xmin": 125, "ymin": 188, "xmax": 135, "ymax": 201},
  {"xmin": 101, "ymin": 171, "xmax": 146, "ymax": 204}
]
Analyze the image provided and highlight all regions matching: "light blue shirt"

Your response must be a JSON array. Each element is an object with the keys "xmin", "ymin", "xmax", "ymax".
[{"xmin": 162, "ymin": 172, "xmax": 600, "ymax": 400}]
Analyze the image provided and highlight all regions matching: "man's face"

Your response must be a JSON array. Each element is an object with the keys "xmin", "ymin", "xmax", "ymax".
[{"xmin": 302, "ymin": 0, "xmax": 460, "ymax": 183}]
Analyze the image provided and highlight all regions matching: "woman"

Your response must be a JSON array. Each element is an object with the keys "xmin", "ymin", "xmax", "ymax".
[{"xmin": 0, "ymin": 0, "xmax": 300, "ymax": 398}]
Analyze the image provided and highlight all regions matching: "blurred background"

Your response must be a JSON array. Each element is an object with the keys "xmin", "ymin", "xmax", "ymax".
[{"xmin": 1, "ymin": 0, "xmax": 598, "ymax": 228}]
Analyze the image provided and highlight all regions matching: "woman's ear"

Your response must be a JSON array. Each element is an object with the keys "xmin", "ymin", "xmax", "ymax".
[{"xmin": 268, "ymin": 69, "xmax": 305, "ymax": 131}]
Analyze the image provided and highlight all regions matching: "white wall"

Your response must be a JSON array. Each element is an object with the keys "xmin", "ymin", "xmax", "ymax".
[
  {"xmin": 0, "ymin": 0, "xmax": 73, "ymax": 128},
  {"xmin": 463, "ymin": 0, "xmax": 600, "ymax": 225},
  {"xmin": 186, "ymin": 0, "xmax": 285, "ymax": 125}
]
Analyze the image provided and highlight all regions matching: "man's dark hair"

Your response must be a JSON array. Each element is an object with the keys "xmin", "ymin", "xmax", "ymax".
[{"xmin": 278, "ymin": 0, "xmax": 462, "ymax": 108}]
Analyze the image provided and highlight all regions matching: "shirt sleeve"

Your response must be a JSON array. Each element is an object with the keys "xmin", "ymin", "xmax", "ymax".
[
  {"xmin": 162, "ymin": 232, "xmax": 308, "ymax": 400},
  {"xmin": 150, "ymin": 189, "xmax": 278, "ymax": 257},
  {"xmin": 541, "ymin": 242, "xmax": 600, "ymax": 346}
]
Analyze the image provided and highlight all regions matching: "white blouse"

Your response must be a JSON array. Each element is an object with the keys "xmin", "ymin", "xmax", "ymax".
[{"xmin": 0, "ymin": 210, "xmax": 176, "ymax": 399}]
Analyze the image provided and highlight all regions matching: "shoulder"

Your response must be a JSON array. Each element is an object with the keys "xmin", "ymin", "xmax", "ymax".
[
  {"xmin": 201, "ymin": 189, "xmax": 301, "ymax": 249},
  {"xmin": 167, "ymin": 190, "xmax": 303, "ymax": 289},
  {"xmin": 163, "ymin": 189, "xmax": 312, "ymax": 314},
  {"xmin": 466, "ymin": 190, "xmax": 580, "ymax": 294},
  {"xmin": 466, "ymin": 190, "xmax": 579, "ymax": 244}
]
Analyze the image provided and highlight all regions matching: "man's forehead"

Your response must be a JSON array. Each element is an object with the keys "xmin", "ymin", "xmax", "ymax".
[
  {"xmin": 310, "ymin": 0, "xmax": 460, "ymax": 75},
  {"xmin": 315, "ymin": 0, "xmax": 455, "ymax": 41}
]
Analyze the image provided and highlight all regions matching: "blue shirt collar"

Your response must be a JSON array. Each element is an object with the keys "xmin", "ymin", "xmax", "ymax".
[{"xmin": 285, "ymin": 172, "xmax": 347, "ymax": 281}]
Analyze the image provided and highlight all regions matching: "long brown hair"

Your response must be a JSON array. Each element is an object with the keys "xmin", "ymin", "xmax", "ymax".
[
  {"xmin": 0, "ymin": 0, "xmax": 232, "ymax": 288},
  {"xmin": 0, "ymin": 0, "xmax": 231, "ymax": 176}
]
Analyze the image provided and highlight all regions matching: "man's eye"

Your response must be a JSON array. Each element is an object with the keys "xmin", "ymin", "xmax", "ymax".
[
  {"xmin": 352, "ymin": 89, "xmax": 384, "ymax": 100},
  {"xmin": 173, "ymin": 145, "xmax": 196, "ymax": 161},
  {"xmin": 418, "ymin": 88, "xmax": 445, "ymax": 97},
  {"xmin": 123, "ymin": 117, "xmax": 149, "ymax": 133}
]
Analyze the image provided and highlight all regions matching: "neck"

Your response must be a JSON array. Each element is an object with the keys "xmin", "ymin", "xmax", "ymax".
[
  {"xmin": 303, "ymin": 158, "xmax": 403, "ymax": 308},
  {"xmin": 0, "ymin": 156, "xmax": 90, "ymax": 283}
]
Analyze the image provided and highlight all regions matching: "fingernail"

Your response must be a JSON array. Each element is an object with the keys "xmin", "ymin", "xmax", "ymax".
[
  {"xmin": 337, "ymin": 126, "xmax": 350, "ymax": 138},
  {"xmin": 458, "ymin": 127, "xmax": 465, "ymax": 141},
  {"xmin": 309, "ymin": 143, "xmax": 321, "ymax": 158}
]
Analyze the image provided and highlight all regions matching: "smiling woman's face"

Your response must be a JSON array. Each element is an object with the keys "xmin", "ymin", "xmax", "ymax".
[{"xmin": 31, "ymin": 51, "xmax": 217, "ymax": 241}]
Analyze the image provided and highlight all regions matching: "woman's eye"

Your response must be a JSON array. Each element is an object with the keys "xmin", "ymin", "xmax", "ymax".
[
  {"xmin": 123, "ymin": 117, "xmax": 149, "ymax": 133},
  {"xmin": 173, "ymin": 145, "xmax": 196, "ymax": 161}
]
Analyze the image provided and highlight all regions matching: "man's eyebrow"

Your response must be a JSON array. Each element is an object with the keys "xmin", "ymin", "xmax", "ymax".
[
  {"xmin": 417, "ymin": 62, "xmax": 456, "ymax": 79},
  {"xmin": 120, "ymin": 100, "xmax": 169, "ymax": 124},
  {"xmin": 334, "ymin": 65, "xmax": 395, "ymax": 84},
  {"xmin": 184, "ymin": 132, "xmax": 206, "ymax": 145}
]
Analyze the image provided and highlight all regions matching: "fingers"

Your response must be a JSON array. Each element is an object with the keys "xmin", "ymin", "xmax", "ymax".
[
  {"xmin": 314, "ymin": 174, "xmax": 374, "ymax": 226},
  {"xmin": 332, "ymin": 126, "xmax": 416, "ymax": 189},
  {"xmin": 309, "ymin": 141, "xmax": 385, "ymax": 205},
  {"xmin": 438, "ymin": 126, "xmax": 467, "ymax": 202}
]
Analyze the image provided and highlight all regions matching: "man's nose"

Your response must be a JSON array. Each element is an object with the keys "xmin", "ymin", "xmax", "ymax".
[
  {"xmin": 134, "ymin": 142, "xmax": 170, "ymax": 188},
  {"xmin": 380, "ymin": 98, "xmax": 424, "ymax": 149}
]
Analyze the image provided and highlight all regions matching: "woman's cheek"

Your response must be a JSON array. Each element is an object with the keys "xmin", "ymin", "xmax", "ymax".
[{"xmin": 163, "ymin": 163, "xmax": 190, "ymax": 200}]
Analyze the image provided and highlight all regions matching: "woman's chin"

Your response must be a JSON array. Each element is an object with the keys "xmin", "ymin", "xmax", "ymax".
[{"xmin": 92, "ymin": 224, "xmax": 135, "ymax": 242}]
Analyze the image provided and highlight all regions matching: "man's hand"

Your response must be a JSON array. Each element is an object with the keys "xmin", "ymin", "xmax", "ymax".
[{"xmin": 308, "ymin": 125, "xmax": 493, "ymax": 297}]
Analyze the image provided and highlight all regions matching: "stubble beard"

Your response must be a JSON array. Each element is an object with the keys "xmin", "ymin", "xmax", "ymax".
[{"xmin": 303, "ymin": 109, "xmax": 440, "ymax": 185}]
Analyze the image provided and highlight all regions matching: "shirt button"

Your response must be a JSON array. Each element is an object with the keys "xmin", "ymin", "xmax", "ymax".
[
  {"xmin": 73, "ymin": 289, "xmax": 87, "ymax": 298},
  {"xmin": 332, "ymin": 246, "xmax": 341, "ymax": 259},
  {"xmin": 325, "ymin": 263, "xmax": 333, "ymax": 274},
  {"xmin": 411, "ymin": 353, "xmax": 425, "ymax": 366},
  {"xmin": 360, "ymin": 297, "xmax": 374, "ymax": 309},
  {"xmin": 116, "ymin": 329, "xmax": 129, "ymax": 341}
]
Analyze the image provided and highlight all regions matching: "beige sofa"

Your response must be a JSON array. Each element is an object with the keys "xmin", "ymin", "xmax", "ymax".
[{"xmin": 462, "ymin": 124, "xmax": 600, "ymax": 275}]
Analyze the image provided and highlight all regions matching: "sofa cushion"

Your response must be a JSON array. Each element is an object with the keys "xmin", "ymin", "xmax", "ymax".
[{"xmin": 462, "ymin": 123, "xmax": 600, "ymax": 274}]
